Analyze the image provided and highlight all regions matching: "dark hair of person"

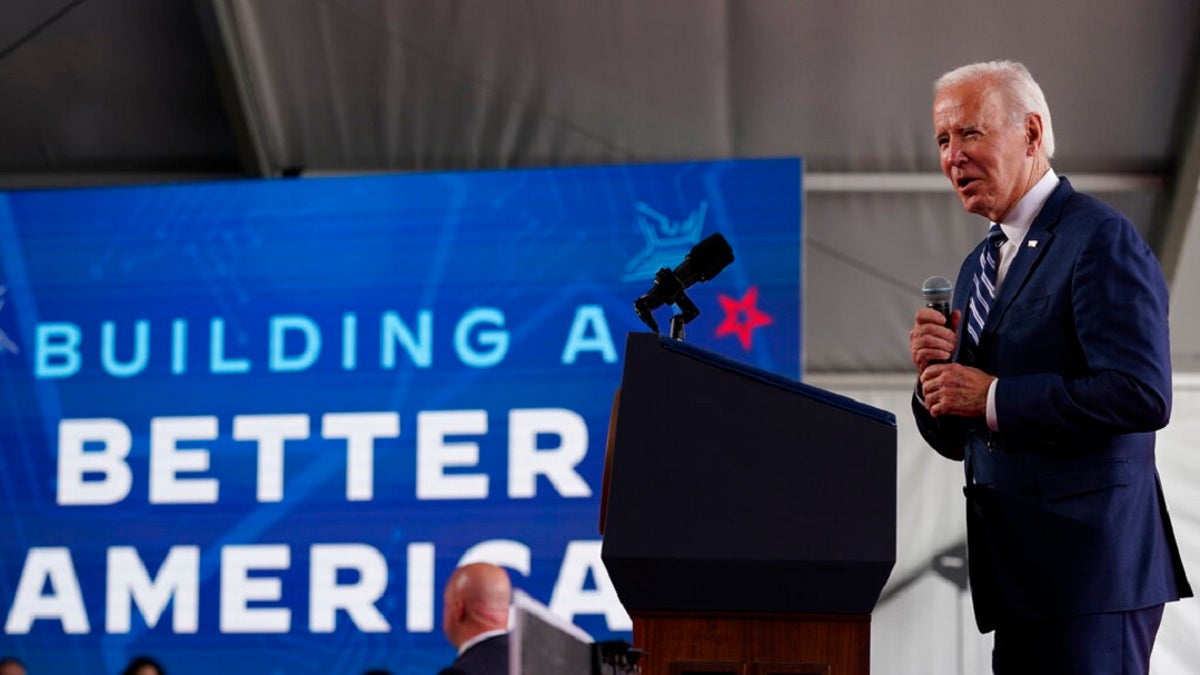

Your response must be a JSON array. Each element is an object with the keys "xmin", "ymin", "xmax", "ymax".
[{"xmin": 122, "ymin": 655, "xmax": 166, "ymax": 675}]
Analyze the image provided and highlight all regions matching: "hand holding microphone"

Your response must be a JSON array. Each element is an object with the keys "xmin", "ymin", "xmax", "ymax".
[{"xmin": 910, "ymin": 276, "xmax": 960, "ymax": 373}]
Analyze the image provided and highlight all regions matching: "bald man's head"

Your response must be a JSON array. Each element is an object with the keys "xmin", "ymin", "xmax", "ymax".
[
  {"xmin": 441, "ymin": 563, "xmax": 512, "ymax": 648},
  {"xmin": 0, "ymin": 658, "xmax": 26, "ymax": 675}
]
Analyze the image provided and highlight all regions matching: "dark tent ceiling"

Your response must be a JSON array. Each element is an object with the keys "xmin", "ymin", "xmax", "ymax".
[{"xmin": 2, "ymin": 0, "xmax": 1198, "ymax": 372}]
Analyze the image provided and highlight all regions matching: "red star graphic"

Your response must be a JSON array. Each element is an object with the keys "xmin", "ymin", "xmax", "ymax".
[{"xmin": 715, "ymin": 286, "xmax": 774, "ymax": 350}]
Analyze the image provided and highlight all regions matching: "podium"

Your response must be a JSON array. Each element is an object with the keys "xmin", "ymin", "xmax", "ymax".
[{"xmin": 600, "ymin": 334, "xmax": 896, "ymax": 675}]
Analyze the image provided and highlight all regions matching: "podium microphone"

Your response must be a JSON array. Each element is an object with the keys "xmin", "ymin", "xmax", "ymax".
[
  {"xmin": 634, "ymin": 233, "xmax": 734, "ymax": 327},
  {"xmin": 922, "ymin": 275, "xmax": 953, "ymax": 323}
]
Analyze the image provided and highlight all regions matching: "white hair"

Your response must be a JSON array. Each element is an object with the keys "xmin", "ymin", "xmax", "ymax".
[{"xmin": 935, "ymin": 60, "xmax": 1056, "ymax": 159}]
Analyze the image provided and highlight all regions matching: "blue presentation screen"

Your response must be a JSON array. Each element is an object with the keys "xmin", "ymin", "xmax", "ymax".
[{"xmin": 0, "ymin": 159, "xmax": 801, "ymax": 674}]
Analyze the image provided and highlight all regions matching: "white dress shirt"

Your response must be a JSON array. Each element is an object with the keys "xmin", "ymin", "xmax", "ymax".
[{"xmin": 985, "ymin": 169, "xmax": 1060, "ymax": 431}]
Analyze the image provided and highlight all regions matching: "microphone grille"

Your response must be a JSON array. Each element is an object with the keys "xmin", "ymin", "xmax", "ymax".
[{"xmin": 922, "ymin": 275, "xmax": 953, "ymax": 303}]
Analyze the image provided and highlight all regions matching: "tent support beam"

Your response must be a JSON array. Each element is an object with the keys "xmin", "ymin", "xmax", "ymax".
[
  {"xmin": 192, "ymin": 0, "xmax": 276, "ymax": 178},
  {"xmin": 1147, "ymin": 47, "xmax": 1200, "ymax": 285}
]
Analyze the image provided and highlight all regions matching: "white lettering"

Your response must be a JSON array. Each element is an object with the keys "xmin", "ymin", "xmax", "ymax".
[
  {"xmin": 406, "ymin": 543, "xmax": 436, "ymax": 633},
  {"xmin": 322, "ymin": 412, "xmax": 400, "ymax": 501},
  {"xmin": 106, "ymin": 546, "xmax": 199, "ymax": 633},
  {"xmin": 309, "ymin": 544, "xmax": 390, "ymax": 633},
  {"xmin": 150, "ymin": 416, "xmax": 218, "ymax": 504},
  {"xmin": 508, "ymin": 409, "xmax": 592, "ymax": 498},
  {"xmin": 417, "ymin": 411, "xmax": 488, "ymax": 499},
  {"xmin": 233, "ymin": 414, "xmax": 311, "ymax": 503},
  {"xmin": 57, "ymin": 418, "xmax": 133, "ymax": 506},
  {"xmin": 220, "ymin": 545, "xmax": 291, "ymax": 633},
  {"xmin": 549, "ymin": 541, "xmax": 631, "ymax": 631},
  {"xmin": 4, "ymin": 548, "xmax": 90, "ymax": 634}
]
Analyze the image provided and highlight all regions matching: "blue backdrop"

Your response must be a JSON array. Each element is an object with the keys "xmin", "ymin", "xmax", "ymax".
[{"xmin": 0, "ymin": 159, "xmax": 801, "ymax": 674}]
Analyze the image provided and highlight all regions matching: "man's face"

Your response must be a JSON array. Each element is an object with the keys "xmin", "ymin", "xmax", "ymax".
[{"xmin": 933, "ymin": 78, "xmax": 1036, "ymax": 222}]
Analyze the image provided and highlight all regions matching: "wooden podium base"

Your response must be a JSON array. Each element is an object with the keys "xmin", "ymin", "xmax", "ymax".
[{"xmin": 631, "ymin": 611, "xmax": 870, "ymax": 675}]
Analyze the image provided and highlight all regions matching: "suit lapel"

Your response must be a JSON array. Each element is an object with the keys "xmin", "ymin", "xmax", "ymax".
[{"xmin": 981, "ymin": 177, "xmax": 1074, "ymax": 341}]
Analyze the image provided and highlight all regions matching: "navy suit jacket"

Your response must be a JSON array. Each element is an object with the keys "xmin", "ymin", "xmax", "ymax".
[
  {"xmin": 437, "ymin": 633, "xmax": 509, "ymax": 675},
  {"xmin": 914, "ymin": 177, "xmax": 1191, "ymax": 631}
]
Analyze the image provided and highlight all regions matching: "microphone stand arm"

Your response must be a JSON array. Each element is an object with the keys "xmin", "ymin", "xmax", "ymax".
[
  {"xmin": 633, "ymin": 298, "xmax": 659, "ymax": 335},
  {"xmin": 668, "ymin": 291, "xmax": 699, "ymax": 340},
  {"xmin": 633, "ymin": 267, "xmax": 702, "ymax": 340}
]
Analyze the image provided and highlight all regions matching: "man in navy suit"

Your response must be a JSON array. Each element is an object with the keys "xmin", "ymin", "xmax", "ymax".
[
  {"xmin": 438, "ymin": 563, "xmax": 512, "ymax": 675},
  {"xmin": 909, "ymin": 60, "xmax": 1191, "ymax": 674}
]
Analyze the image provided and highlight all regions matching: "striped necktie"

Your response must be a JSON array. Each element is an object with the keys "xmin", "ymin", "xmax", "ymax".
[{"xmin": 966, "ymin": 223, "xmax": 1007, "ymax": 346}]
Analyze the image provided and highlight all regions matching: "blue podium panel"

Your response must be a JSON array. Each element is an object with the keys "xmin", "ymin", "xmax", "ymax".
[{"xmin": 0, "ymin": 159, "xmax": 801, "ymax": 674}]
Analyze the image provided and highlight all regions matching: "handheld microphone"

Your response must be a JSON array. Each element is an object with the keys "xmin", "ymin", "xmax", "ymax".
[
  {"xmin": 922, "ymin": 276, "xmax": 953, "ymax": 323},
  {"xmin": 635, "ymin": 233, "xmax": 734, "ymax": 314},
  {"xmin": 921, "ymin": 276, "xmax": 955, "ymax": 369}
]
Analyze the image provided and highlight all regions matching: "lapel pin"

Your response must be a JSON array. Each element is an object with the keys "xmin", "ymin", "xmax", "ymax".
[{"xmin": 1027, "ymin": 240, "xmax": 1039, "ymax": 248}]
